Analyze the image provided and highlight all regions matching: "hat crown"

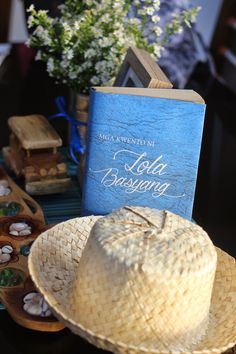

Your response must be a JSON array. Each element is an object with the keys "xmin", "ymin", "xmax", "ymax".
[
  {"xmin": 72, "ymin": 207, "xmax": 217, "ymax": 351},
  {"xmin": 93, "ymin": 206, "xmax": 216, "ymax": 276},
  {"xmin": 28, "ymin": 212, "xmax": 236, "ymax": 354}
]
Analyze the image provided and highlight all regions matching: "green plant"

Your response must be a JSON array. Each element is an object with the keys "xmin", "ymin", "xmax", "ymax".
[{"xmin": 27, "ymin": 0, "xmax": 200, "ymax": 93}]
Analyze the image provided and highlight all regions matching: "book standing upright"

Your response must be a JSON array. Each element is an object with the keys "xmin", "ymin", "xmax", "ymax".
[{"xmin": 82, "ymin": 87, "xmax": 206, "ymax": 220}]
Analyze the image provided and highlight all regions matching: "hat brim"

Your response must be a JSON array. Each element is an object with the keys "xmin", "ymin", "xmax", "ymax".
[{"xmin": 28, "ymin": 216, "xmax": 236, "ymax": 354}]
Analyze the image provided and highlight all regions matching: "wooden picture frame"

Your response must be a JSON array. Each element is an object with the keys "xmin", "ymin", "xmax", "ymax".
[{"xmin": 114, "ymin": 47, "xmax": 173, "ymax": 89}]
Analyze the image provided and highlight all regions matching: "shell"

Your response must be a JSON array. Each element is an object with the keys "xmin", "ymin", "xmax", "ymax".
[
  {"xmin": 2, "ymin": 245, "xmax": 13, "ymax": 254},
  {"xmin": 23, "ymin": 292, "xmax": 50, "ymax": 317},
  {"xmin": 9, "ymin": 230, "xmax": 19, "ymax": 236},
  {"xmin": 41, "ymin": 309, "xmax": 52, "ymax": 317},
  {"xmin": 23, "ymin": 302, "xmax": 42, "ymax": 316},
  {"xmin": 31, "ymin": 293, "xmax": 42, "ymax": 305},
  {"xmin": 41, "ymin": 300, "xmax": 49, "ymax": 313},
  {"xmin": 0, "ymin": 186, "xmax": 10, "ymax": 196},
  {"xmin": 0, "ymin": 253, "xmax": 11, "ymax": 263},
  {"xmin": 19, "ymin": 229, "xmax": 32, "ymax": 236},
  {"xmin": 23, "ymin": 292, "xmax": 38, "ymax": 303},
  {"xmin": 10, "ymin": 222, "xmax": 29, "ymax": 232},
  {"xmin": 45, "ymin": 309, "xmax": 52, "ymax": 317}
]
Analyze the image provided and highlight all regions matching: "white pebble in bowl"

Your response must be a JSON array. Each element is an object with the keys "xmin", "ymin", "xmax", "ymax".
[
  {"xmin": 9, "ymin": 222, "xmax": 32, "ymax": 236},
  {"xmin": 2, "ymin": 245, "xmax": 13, "ymax": 254},
  {"xmin": 19, "ymin": 229, "xmax": 32, "ymax": 236},
  {"xmin": 0, "ymin": 253, "xmax": 11, "ymax": 263},
  {"xmin": 41, "ymin": 309, "xmax": 52, "ymax": 317},
  {"xmin": 10, "ymin": 223, "xmax": 29, "ymax": 232},
  {"xmin": 23, "ymin": 292, "xmax": 52, "ymax": 317},
  {"xmin": 23, "ymin": 292, "xmax": 38, "ymax": 302},
  {"xmin": 0, "ymin": 186, "xmax": 11, "ymax": 197},
  {"xmin": 23, "ymin": 302, "xmax": 42, "ymax": 316},
  {"xmin": 9, "ymin": 230, "xmax": 19, "ymax": 236}
]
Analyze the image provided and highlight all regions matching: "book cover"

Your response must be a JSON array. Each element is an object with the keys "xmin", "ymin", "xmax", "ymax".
[{"xmin": 82, "ymin": 87, "xmax": 206, "ymax": 220}]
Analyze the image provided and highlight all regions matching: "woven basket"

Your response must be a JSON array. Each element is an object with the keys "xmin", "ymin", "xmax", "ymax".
[{"xmin": 28, "ymin": 214, "xmax": 236, "ymax": 354}]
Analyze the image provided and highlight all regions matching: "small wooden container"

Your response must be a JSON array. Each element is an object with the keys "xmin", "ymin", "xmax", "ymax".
[{"xmin": 0, "ymin": 167, "xmax": 64, "ymax": 332}]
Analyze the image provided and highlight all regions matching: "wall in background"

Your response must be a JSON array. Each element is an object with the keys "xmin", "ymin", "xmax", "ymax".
[
  {"xmin": 8, "ymin": 0, "xmax": 223, "ymax": 45},
  {"xmin": 192, "ymin": 0, "xmax": 223, "ymax": 46},
  {"xmin": 8, "ymin": 0, "xmax": 28, "ymax": 43}
]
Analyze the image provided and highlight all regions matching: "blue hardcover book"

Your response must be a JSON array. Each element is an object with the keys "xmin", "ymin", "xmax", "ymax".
[{"xmin": 82, "ymin": 87, "xmax": 206, "ymax": 220}]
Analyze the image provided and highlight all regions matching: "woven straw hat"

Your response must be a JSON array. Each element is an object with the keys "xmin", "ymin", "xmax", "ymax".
[{"xmin": 28, "ymin": 207, "xmax": 236, "ymax": 354}]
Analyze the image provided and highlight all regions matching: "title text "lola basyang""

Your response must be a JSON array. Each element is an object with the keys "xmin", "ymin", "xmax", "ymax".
[{"xmin": 91, "ymin": 149, "xmax": 185, "ymax": 198}]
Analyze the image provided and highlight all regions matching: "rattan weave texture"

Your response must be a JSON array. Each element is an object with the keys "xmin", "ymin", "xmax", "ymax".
[{"xmin": 28, "ymin": 214, "xmax": 236, "ymax": 354}]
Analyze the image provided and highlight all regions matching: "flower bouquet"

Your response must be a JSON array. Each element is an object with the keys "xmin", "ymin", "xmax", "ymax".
[{"xmin": 27, "ymin": 0, "xmax": 200, "ymax": 94}]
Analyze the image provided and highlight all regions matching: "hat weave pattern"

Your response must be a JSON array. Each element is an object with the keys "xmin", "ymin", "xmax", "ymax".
[
  {"xmin": 28, "ymin": 214, "xmax": 236, "ymax": 354},
  {"xmin": 72, "ymin": 207, "xmax": 217, "ymax": 351}
]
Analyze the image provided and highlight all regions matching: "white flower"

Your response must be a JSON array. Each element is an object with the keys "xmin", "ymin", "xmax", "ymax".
[
  {"xmin": 27, "ymin": 4, "xmax": 34, "ymax": 12},
  {"xmin": 95, "ymin": 60, "xmax": 107, "ymax": 73},
  {"xmin": 146, "ymin": 7, "xmax": 155, "ymax": 16},
  {"xmin": 61, "ymin": 59, "xmax": 70, "ymax": 69},
  {"xmin": 90, "ymin": 76, "xmax": 100, "ymax": 85},
  {"xmin": 128, "ymin": 18, "xmax": 141, "ymax": 26},
  {"xmin": 84, "ymin": 48, "xmax": 96, "ymax": 59},
  {"xmin": 107, "ymin": 61, "xmax": 115, "ymax": 69},
  {"xmin": 177, "ymin": 27, "xmax": 183, "ymax": 34},
  {"xmin": 74, "ymin": 21, "xmax": 80, "ymax": 31},
  {"xmin": 151, "ymin": 15, "xmax": 160, "ymax": 24},
  {"xmin": 99, "ymin": 13, "xmax": 112, "ymax": 24},
  {"xmin": 27, "ymin": 15, "xmax": 34, "ymax": 29},
  {"xmin": 153, "ymin": 0, "xmax": 160, "ymax": 10},
  {"xmin": 61, "ymin": 21, "xmax": 73, "ymax": 42},
  {"xmin": 35, "ymin": 50, "xmax": 42, "ymax": 61},
  {"xmin": 25, "ymin": 38, "xmax": 31, "ymax": 47},
  {"xmin": 81, "ymin": 61, "xmax": 93, "ymax": 70},
  {"xmin": 47, "ymin": 57, "xmax": 54, "ymax": 73},
  {"xmin": 153, "ymin": 45, "xmax": 162, "ymax": 58},
  {"xmin": 98, "ymin": 37, "xmax": 114, "ymax": 48},
  {"xmin": 34, "ymin": 26, "xmax": 52, "ymax": 45},
  {"xmin": 69, "ymin": 71, "xmax": 78, "ymax": 80},
  {"xmin": 137, "ymin": 8, "xmax": 146, "ymax": 16},
  {"xmin": 100, "ymin": 72, "xmax": 110, "ymax": 84},
  {"xmin": 34, "ymin": 25, "xmax": 44, "ymax": 36},
  {"xmin": 153, "ymin": 26, "xmax": 163, "ymax": 36},
  {"xmin": 91, "ymin": 27, "xmax": 103, "ymax": 38},
  {"xmin": 26, "ymin": 0, "xmax": 201, "ymax": 93},
  {"xmin": 112, "ymin": 2, "xmax": 123, "ymax": 11},
  {"xmin": 64, "ymin": 49, "xmax": 74, "ymax": 60}
]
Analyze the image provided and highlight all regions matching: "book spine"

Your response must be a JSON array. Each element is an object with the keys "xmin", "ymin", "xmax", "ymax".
[{"xmin": 81, "ymin": 89, "xmax": 96, "ymax": 215}]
